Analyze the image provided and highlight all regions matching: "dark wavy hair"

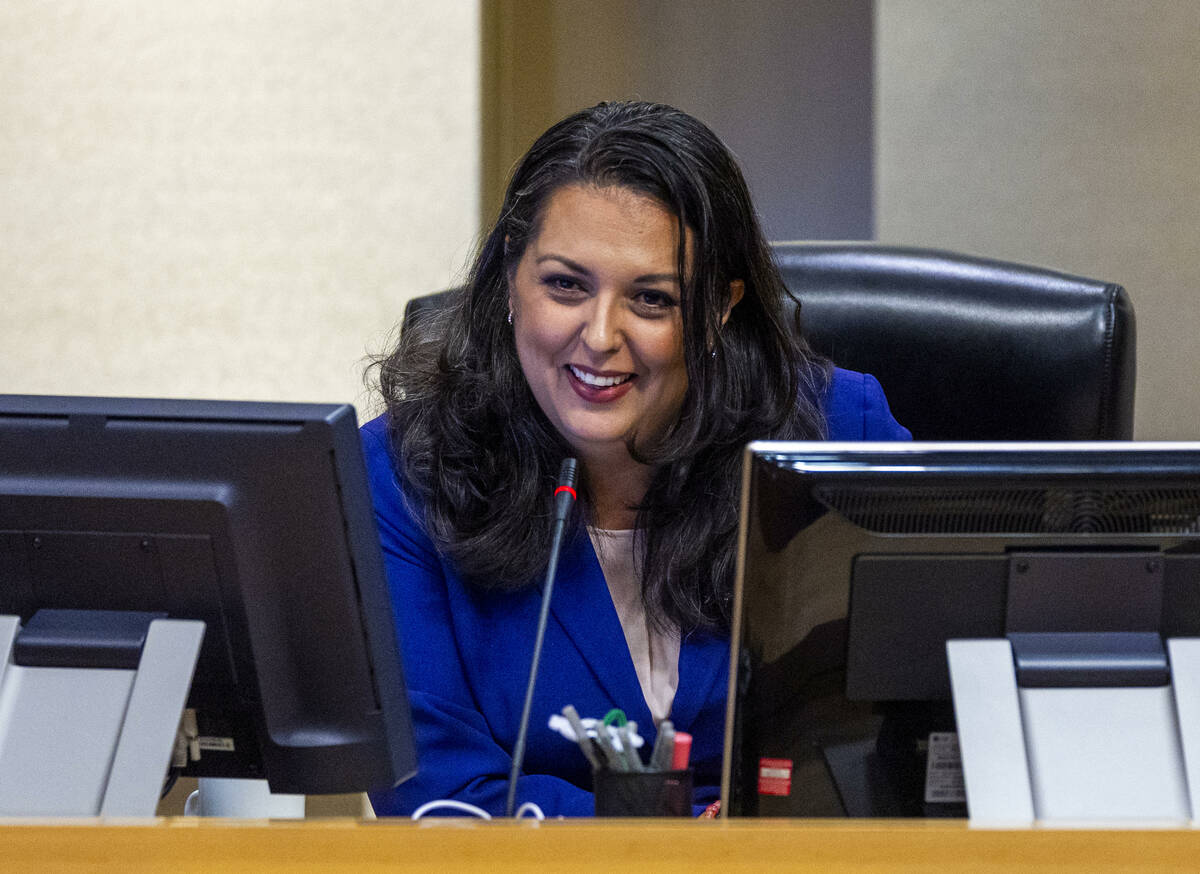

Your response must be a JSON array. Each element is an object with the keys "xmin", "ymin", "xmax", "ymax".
[{"xmin": 374, "ymin": 101, "xmax": 828, "ymax": 631}]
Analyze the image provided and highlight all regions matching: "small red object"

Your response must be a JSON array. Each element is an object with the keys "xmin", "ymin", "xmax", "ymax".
[
  {"xmin": 554, "ymin": 485, "xmax": 577, "ymax": 500},
  {"xmin": 757, "ymin": 757, "xmax": 793, "ymax": 796},
  {"xmin": 670, "ymin": 731, "xmax": 692, "ymax": 770}
]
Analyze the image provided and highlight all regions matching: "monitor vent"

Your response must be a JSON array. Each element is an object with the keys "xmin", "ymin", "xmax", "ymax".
[{"xmin": 811, "ymin": 486, "xmax": 1200, "ymax": 535}]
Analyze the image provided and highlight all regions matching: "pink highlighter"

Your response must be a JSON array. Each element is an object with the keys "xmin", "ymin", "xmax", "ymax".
[{"xmin": 670, "ymin": 731, "xmax": 692, "ymax": 770}]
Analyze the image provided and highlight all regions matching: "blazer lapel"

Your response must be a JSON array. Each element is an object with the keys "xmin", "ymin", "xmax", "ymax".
[
  {"xmin": 670, "ymin": 627, "xmax": 730, "ymax": 729},
  {"xmin": 548, "ymin": 528, "xmax": 649, "ymax": 720},
  {"xmin": 546, "ymin": 529, "xmax": 731, "ymax": 735}
]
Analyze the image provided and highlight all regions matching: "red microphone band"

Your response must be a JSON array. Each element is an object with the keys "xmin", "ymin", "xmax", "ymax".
[{"xmin": 554, "ymin": 485, "xmax": 577, "ymax": 500}]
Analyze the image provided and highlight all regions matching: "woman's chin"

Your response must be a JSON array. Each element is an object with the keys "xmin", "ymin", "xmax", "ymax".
[{"xmin": 560, "ymin": 431, "xmax": 634, "ymax": 463}]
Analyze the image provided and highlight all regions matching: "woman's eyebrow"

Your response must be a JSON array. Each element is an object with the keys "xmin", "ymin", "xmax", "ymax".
[
  {"xmin": 535, "ymin": 254, "xmax": 679, "ymax": 285},
  {"xmin": 536, "ymin": 254, "xmax": 591, "ymax": 276},
  {"xmin": 633, "ymin": 273, "xmax": 680, "ymax": 284}
]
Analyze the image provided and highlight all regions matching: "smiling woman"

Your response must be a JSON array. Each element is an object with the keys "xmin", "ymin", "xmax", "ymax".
[{"xmin": 365, "ymin": 101, "xmax": 910, "ymax": 818}]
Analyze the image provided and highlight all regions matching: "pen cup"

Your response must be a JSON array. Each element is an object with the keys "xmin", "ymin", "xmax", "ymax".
[{"xmin": 593, "ymin": 768, "xmax": 693, "ymax": 817}]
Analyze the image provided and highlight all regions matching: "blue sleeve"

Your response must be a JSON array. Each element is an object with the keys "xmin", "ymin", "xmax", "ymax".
[
  {"xmin": 360, "ymin": 417, "xmax": 594, "ymax": 817},
  {"xmin": 824, "ymin": 367, "xmax": 912, "ymax": 441}
]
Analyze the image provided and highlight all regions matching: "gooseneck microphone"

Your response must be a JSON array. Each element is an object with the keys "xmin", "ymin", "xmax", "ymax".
[{"xmin": 505, "ymin": 458, "xmax": 578, "ymax": 816}]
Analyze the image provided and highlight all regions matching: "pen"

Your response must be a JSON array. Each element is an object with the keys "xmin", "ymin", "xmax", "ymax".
[
  {"xmin": 599, "ymin": 708, "xmax": 634, "ymax": 772},
  {"xmin": 649, "ymin": 721, "xmax": 675, "ymax": 771},
  {"xmin": 618, "ymin": 723, "xmax": 644, "ymax": 771},
  {"xmin": 561, "ymin": 705, "xmax": 603, "ymax": 769},
  {"xmin": 592, "ymin": 722, "xmax": 623, "ymax": 769}
]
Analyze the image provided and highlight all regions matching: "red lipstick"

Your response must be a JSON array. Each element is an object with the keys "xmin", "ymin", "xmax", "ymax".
[{"xmin": 564, "ymin": 365, "xmax": 636, "ymax": 403}]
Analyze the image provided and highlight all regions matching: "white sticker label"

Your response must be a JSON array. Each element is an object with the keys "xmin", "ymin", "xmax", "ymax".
[
  {"xmin": 924, "ymin": 731, "xmax": 966, "ymax": 804},
  {"xmin": 196, "ymin": 736, "xmax": 236, "ymax": 753}
]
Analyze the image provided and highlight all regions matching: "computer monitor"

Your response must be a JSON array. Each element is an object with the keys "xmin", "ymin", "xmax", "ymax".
[
  {"xmin": 0, "ymin": 394, "xmax": 416, "ymax": 797},
  {"xmin": 722, "ymin": 441, "xmax": 1200, "ymax": 817}
]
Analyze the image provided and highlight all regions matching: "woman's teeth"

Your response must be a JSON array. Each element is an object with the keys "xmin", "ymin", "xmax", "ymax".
[{"xmin": 569, "ymin": 365, "xmax": 632, "ymax": 388}]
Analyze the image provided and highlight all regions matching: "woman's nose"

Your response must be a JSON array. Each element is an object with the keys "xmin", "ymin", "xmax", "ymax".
[{"xmin": 580, "ymin": 294, "xmax": 622, "ymax": 354}]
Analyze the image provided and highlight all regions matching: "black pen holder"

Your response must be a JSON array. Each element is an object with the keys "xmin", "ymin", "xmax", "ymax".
[{"xmin": 593, "ymin": 768, "xmax": 693, "ymax": 817}]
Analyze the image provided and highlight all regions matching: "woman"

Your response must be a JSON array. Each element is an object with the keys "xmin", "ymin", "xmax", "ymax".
[{"xmin": 364, "ymin": 102, "xmax": 909, "ymax": 816}]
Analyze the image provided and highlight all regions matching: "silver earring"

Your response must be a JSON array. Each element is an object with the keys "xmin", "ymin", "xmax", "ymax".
[{"xmin": 507, "ymin": 310, "xmax": 513, "ymax": 325}]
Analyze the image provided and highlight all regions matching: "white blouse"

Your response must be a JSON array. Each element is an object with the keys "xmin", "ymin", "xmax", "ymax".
[{"xmin": 587, "ymin": 527, "xmax": 680, "ymax": 724}]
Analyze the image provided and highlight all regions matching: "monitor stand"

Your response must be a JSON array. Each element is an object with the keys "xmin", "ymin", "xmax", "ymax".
[
  {"xmin": 0, "ymin": 610, "xmax": 204, "ymax": 817},
  {"xmin": 948, "ymin": 633, "xmax": 1200, "ymax": 826}
]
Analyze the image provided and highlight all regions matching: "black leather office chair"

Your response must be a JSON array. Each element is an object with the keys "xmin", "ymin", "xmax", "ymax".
[
  {"xmin": 402, "ymin": 243, "xmax": 1136, "ymax": 440},
  {"xmin": 773, "ymin": 244, "xmax": 1135, "ymax": 440}
]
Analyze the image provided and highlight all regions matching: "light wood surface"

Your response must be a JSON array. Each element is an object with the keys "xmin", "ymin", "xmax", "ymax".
[{"xmin": 3, "ymin": 818, "xmax": 1199, "ymax": 873}]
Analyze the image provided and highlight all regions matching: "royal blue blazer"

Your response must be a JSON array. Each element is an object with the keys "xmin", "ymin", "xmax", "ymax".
[{"xmin": 364, "ymin": 368, "xmax": 911, "ymax": 817}]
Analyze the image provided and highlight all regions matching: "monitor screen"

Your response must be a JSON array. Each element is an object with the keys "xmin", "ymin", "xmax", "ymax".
[
  {"xmin": 0, "ymin": 394, "xmax": 416, "ymax": 796},
  {"xmin": 722, "ymin": 441, "xmax": 1200, "ymax": 816}
]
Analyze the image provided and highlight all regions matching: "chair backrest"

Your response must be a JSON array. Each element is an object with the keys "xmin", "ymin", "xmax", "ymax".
[
  {"xmin": 774, "ymin": 243, "xmax": 1135, "ymax": 440},
  {"xmin": 402, "ymin": 243, "xmax": 1136, "ymax": 440}
]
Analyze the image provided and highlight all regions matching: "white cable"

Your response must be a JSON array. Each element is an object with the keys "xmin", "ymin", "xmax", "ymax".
[
  {"xmin": 410, "ymin": 799, "xmax": 493, "ymax": 820},
  {"xmin": 514, "ymin": 801, "xmax": 546, "ymax": 820},
  {"xmin": 408, "ymin": 798, "xmax": 546, "ymax": 821}
]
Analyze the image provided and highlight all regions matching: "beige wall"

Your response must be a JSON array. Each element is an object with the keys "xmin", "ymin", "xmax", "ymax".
[
  {"xmin": 877, "ymin": 0, "xmax": 1200, "ymax": 439},
  {"xmin": 0, "ymin": 1, "xmax": 480, "ymax": 418},
  {"xmin": 483, "ymin": 0, "xmax": 874, "ymax": 240}
]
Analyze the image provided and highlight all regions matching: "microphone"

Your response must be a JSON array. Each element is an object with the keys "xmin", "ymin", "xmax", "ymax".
[
  {"xmin": 505, "ymin": 458, "xmax": 578, "ymax": 816},
  {"xmin": 552, "ymin": 458, "xmax": 578, "ymax": 524}
]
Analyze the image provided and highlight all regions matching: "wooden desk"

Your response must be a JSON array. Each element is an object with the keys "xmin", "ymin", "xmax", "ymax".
[{"xmin": 2, "ymin": 818, "xmax": 1198, "ymax": 873}]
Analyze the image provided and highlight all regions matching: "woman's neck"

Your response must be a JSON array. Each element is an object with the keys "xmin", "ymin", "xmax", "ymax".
[{"xmin": 582, "ymin": 454, "xmax": 652, "ymax": 531}]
